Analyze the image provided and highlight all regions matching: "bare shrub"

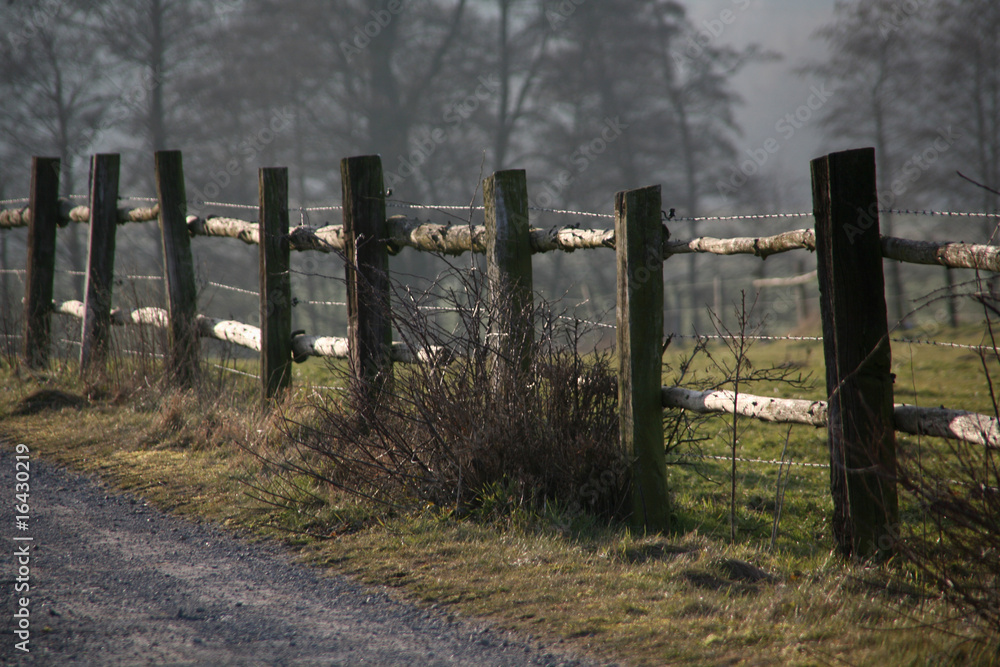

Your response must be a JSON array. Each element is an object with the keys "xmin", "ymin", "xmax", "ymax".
[
  {"xmin": 277, "ymin": 260, "xmax": 631, "ymax": 521},
  {"xmin": 896, "ymin": 287, "xmax": 1000, "ymax": 637},
  {"xmin": 897, "ymin": 437, "xmax": 1000, "ymax": 637}
]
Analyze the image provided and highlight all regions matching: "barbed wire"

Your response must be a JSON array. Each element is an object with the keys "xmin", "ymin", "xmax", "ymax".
[
  {"xmin": 6, "ymin": 188, "xmax": 999, "ymax": 220},
  {"xmin": 118, "ymin": 274, "xmax": 161, "ymax": 281},
  {"xmin": 380, "ymin": 204, "xmax": 1000, "ymax": 223},
  {"xmin": 891, "ymin": 338, "xmax": 993, "ymax": 352},
  {"xmin": 25, "ymin": 296, "xmax": 991, "ymax": 352},
  {"xmin": 678, "ymin": 332, "xmax": 824, "ymax": 343},
  {"xmin": 293, "ymin": 297, "xmax": 346, "ymax": 307},
  {"xmin": 388, "ymin": 201, "xmax": 484, "ymax": 212},
  {"xmin": 203, "ymin": 278, "xmax": 346, "ymax": 306},
  {"xmin": 199, "ymin": 200, "xmax": 258, "ymax": 210},
  {"xmin": 207, "ymin": 361, "xmax": 258, "ymax": 379},
  {"xmin": 414, "ymin": 305, "xmax": 467, "ymax": 313},
  {"xmin": 882, "ymin": 208, "xmax": 999, "ymax": 218},
  {"xmin": 311, "ymin": 384, "xmax": 348, "ymax": 392},
  {"xmin": 205, "ymin": 280, "xmax": 257, "ymax": 297},
  {"xmin": 301, "ymin": 204, "xmax": 342, "ymax": 212},
  {"xmin": 55, "ymin": 269, "xmax": 160, "ymax": 281},
  {"xmin": 670, "ymin": 452, "xmax": 829, "ymax": 469},
  {"xmin": 119, "ymin": 348, "xmax": 166, "ymax": 359},
  {"xmin": 6, "ymin": 194, "xmax": 997, "ymax": 226},
  {"xmin": 675, "ymin": 452, "xmax": 997, "ymax": 490},
  {"xmin": 0, "ymin": 269, "xmax": 26, "ymax": 275},
  {"xmin": 556, "ymin": 317, "xmax": 992, "ymax": 352},
  {"xmin": 557, "ymin": 314, "xmax": 614, "ymax": 330},
  {"xmin": 673, "ymin": 212, "xmax": 813, "ymax": 223},
  {"xmin": 529, "ymin": 205, "xmax": 613, "ymax": 219}
]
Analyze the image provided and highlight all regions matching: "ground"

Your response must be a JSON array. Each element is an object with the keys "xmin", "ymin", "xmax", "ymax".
[{"xmin": 0, "ymin": 445, "xmax": 606, "ymax": 666}]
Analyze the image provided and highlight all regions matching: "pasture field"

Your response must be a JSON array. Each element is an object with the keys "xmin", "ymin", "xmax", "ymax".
[{"xmin": 1, "ymin": 322, "xmax": 997, "ymax": 665}]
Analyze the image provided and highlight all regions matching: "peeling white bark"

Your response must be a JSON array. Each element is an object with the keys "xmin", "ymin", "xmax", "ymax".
[{"xmin": 661, "ymin": 386, "xmax": 999, "ymax": 448}]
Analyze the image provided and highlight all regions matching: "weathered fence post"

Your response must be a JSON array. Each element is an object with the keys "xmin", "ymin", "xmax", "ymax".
[
  {"xmin": 616, "ymin": 184, "xmax": 671, "ymax": 533},
  {"xmin": 155, "ymin": 150, "xmax": 199, "ymax": 387},
  {"xmin": 342, "ymin": 155, "xmax": 391, "ymax": 408},
  {"xmin": 812, "ymin": 147, "xmax": 898, "ymax": 561},
  {"xmin": 484, "ymin": 169, "xmax": 533, "ymax": 391},
  {"xmin": 22, "ymin": 157, "xmax": 61, "ymax": 369},
  {"xmin": 80, "ymin": 153, "xmax": 120, "ymax": 374},
  {"xmin": 259, "ymin": 167, "xmax": 292, "ymax": 401}
]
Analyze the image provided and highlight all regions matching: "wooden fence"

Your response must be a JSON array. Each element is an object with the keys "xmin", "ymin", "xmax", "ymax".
[{"xmin": 2, "ymin": 147, "xmax": 999, "ymax": 554}]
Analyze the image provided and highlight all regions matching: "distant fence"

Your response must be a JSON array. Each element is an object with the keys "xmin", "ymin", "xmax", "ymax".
[{"xmin": 1, "ymin": 147, "xmax": 999, "ymax": 550}]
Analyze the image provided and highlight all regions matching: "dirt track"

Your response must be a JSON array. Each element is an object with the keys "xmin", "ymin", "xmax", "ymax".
[{"xmin": 0, "ymin": 445, "xmax": 609, "ymax": 666}]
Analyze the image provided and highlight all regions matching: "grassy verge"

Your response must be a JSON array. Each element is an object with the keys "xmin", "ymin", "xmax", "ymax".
[{"xmin": 1, "ymin": 333, "xmax": 997, "ymax": 666}]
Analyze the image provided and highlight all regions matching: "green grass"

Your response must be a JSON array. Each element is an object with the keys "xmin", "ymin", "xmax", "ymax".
[
  {"xmin": 662, "ymin": 325, "xmax": 1000, "ymax": 648},
  {"xmin": 1, "ymin": 323, "xmax": 998, "ymax": 666}
]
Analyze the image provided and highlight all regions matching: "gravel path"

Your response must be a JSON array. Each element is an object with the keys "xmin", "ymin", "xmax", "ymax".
[{"xmin": 0, "ymin": 445, "xmax": 610, "ymax": 666}]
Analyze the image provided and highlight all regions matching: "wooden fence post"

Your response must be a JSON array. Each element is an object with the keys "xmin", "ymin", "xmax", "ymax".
[
  {"xmin": 155, "ymin": 150, "xmax": 199, "ymax": 387},
  {"xmin": 616, "ymin": 184, "xmax": 671, "ymax": 533},
  {"xmin": 812, "ymin": 147, "xmax": 898, "ymax": 562},
  {"xmin": 484, "ymin": 169, "xmax": 533, "ymax": 390},
  {"xmin": 80, "ymin": 153, "xmax": 120, "ymax": 374},
  {"xmin": 259, "ymin": 167, "xmax": 292, "ymax": 401},
  {"xmin": 341, "ymin": 155, "xmax": 391, "ymax": 407},
  {"xmin": 22, "ymin": 156, "xmax": 60, "ymax": 369}
]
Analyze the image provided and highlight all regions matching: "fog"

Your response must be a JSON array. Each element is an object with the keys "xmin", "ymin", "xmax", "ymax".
[{"xmin": 1, "ymin": 0, "xmax": 997, "ymax": 341}]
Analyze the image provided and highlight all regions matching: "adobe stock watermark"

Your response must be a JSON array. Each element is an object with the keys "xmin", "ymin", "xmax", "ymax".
[
  {"xmin": 844, "ymin": 126, "xmax": 961, "ymax": 243},
  {"xmin": 878, "ymin": 0, "xmax": 931, "ymax": 38},
  {"xmin": 215, "ymin": 0, "xmax": 245, "ymax": 24},
  {"xmin": 384, "ymin": 74, "xmax": 501, "ymax": 191},
  {"xmin": 339, "ymin": 0, "xmax": 421, "ymax": 63},
  {"xmin": 61, "ymin": 68, "xmax": 169, "ymax": 164},
  {"xmin": 553, "ymin": 452, "xmax": 633, "ymax": 531},
  {"xmin": 717, "ymin": 82, "xmax": 832, "ymax": 200},
  {"xmin": 5, "ymin": 0, "xmax": 62, "ymax": 54},
  {"xmin": 671, "ymin": 0, "xmax": 753, "ymax": 67},
  {"xmin": 546, "ymin": 0, "xmax": 587, "ymax": 30},
  {"xmin": 532, "ymin": 116, "xmax": 629, "ymax": 209},
  {"xmin": 11, "ymin": 443, "xmax": 33, "ymax": 654},
  {"xmin": 190, "ymin": 106, "xmax": 297, "ymax": 206}
]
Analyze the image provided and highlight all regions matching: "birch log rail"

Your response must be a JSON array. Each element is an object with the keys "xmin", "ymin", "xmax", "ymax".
[
  {"xmin": 51, "ymin": 300, "xmax": 447, "ymax": 364},
  {"xmin": 880, "ymin": 236, "xmax": 1000, "ymax": 272},
  {"xmin": 660, "ymin": 386, "xmax": 1000, "ymax": 449},
  {"xmin": 187, "ymin": 214, "xmax": 614, "ymax": 255},
  {"xmin": 6, "ymin": 201, "xmax": 1000, "ymax": 271},
  {"xmin": 6, "ymin": 147, "xmax": 1000, "ymax": 544},
  {"xmin": 0, "ymin": 199, "xmax": 159, "ymax": 228}
]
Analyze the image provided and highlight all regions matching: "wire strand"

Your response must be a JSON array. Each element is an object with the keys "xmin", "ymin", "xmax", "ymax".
[
  {"xmin": 671, "ymin": 452, "xmax": 829, "ymax": 469},
  {"xmin": 882, "ymin": 208, "xmax": 999, "ymax": 218},
  {"xmin": 55, "ymin": 269, "xmax": 160, "ymax": 281},
  {"xmin": 294, "ymin": 297, "xmax": 346, "ymax": 307},
  {"xmin": 387, "ymin": 201, "xmax": 484, "ymax": 212},
  {"xmin": 207, "ymin": 361, "xmax": 258, "ymax": 379},
  {"xmin": 674, "ymin": 212, "xmax": 813, "ymax": 223},
  {"xmin": 529, "ymin": 206, "xmax": 613, "ymax": 219},
  {"xmin": 205, "ymin": 280, "xmax": 257, "ymax": 297},
  {"xmin": 199, "ymin": 201, "xmax": 258, "ymax": 210}
]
